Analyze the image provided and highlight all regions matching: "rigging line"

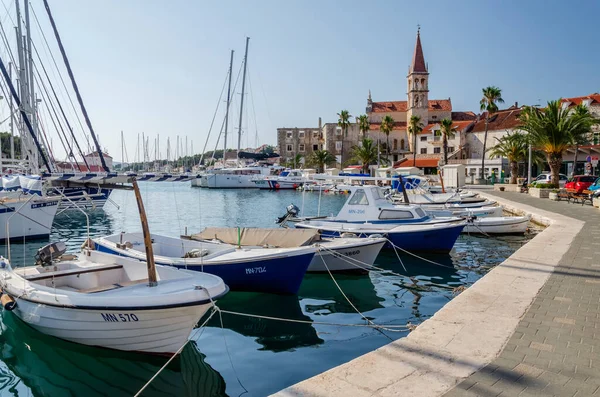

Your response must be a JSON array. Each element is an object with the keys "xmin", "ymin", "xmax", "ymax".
[
  {"xmin": 0, "ymin": 1, "xmax": 18, "ymax": 69},
  {"xmin": 31, "ymin": 39, "xmax": 88, "ymax": 168},
  {"xmin": 198, "ymin": 67, "xmax": 229, "ymax": 166},
  {"xmin": 36, "ymin": 106, "xmax": 57, "ymax": 162},
  {"xmin": 0, "ymin": 0, "xmax": 12, "ymax": 27},
  {"xmin": 30, "ymin": 3, "xmax": 90, "ymax": 149},
  {"xmin": 0, "ymin": 52, "xmax": 51, "ymax": 170},
  {"xmin": 33, "ymin": 60, "xmax": 75, "ymax": 165},
  {"xmin": 247, "ymin": 66, "xmax": 259, "ymax": 148}
]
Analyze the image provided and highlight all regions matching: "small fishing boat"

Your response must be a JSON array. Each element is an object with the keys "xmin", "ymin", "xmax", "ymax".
[
  {"xmin": 253, "ymin": 169, "xmax": 309, "ymax": 190},
  {"xmin": 184, "ymin": 227, "xmax": 386, "ymax": 273},
  {"xmin": 464, "ymin": 215, "xmax": 531, "ymax": 234},
  {"xmin": 92, "ymin": 232, "xmax": 317, "ymax": 294},
  {"xmin": 425, "ymin": 205, "xmax": 503, "ymax": 218},
  {"xmin": 0, "ymin": 178, "xmax": 229, "ymax": 355}
]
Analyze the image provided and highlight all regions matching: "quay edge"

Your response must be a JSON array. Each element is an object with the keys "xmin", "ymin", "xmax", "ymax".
[{"xmin": 271, "ymin": 190, "xmax": 584, "ymax": 397}]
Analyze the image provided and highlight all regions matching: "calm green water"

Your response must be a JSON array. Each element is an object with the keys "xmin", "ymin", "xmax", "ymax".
[{"xmin": 0, "ymin": 183, "xmax": 535, "ymax": 397}]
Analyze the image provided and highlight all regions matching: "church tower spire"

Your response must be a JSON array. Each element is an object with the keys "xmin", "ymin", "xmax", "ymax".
[{"xmin": 407, "ymin": 26, "xmax": 429, "ymax": 127}]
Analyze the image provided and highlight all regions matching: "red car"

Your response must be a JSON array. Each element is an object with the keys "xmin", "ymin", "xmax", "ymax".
[{"xmin": 564, "ymin": 175, "xmax": 597, "ymax": 193}]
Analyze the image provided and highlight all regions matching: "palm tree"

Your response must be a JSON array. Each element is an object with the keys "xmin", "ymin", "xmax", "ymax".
[
  {"xmin": 337, "ymin": 110, "xmax": 352, "ymax": 166},
  {"xmin": 480, "ymin": 86, "xmax": 504, "ymax": 180},
  {"xmin": 380, "ymin": 115, "xmax": 394, "ymax": 165},
  {"xmin": 439, "ymin": 118, "xmax": 455, "ymax": 165},
  {"xmin": 488, "ymin": 132, "xmax": 539, "ymax": 184},
  {"xmin": 351, "ymin": 138, "xmax": 378, "ymax": 174},
  {"xmin": 408, "ymin": 115, "xmax": 423, "ymax": 165},
  {"xmin": 356, "ymin": 115, "xmax": 370, "ymax": 141},
  {"xmin": 308, "ymin": 149, "xmax": 336, "ymax": 173},
  {"xmin": 519, "ymin": 100, "xmax": 598, "ymax": 186}
]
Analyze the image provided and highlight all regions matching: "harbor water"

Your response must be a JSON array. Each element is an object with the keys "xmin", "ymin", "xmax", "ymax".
[{"xmin": 0, "ymin": 183, "xmax": 536, "ymax": 397}]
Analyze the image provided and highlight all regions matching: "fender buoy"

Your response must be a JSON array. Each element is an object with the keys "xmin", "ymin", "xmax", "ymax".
[{"xmin": 1, "ymin": 294, "xmax": 16, "ymax": 311}]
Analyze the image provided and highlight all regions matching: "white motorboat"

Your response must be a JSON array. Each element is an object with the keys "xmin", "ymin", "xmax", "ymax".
[
  {"xmin": 92, "ymin": 231, "xmax": 317, "ymax": 294},
  {"xmin": 0, "ymin": 249, "xmax": 227, "ymax": 355},
  {"xmin": 204, "ymin": 166, "xmax": 273, "ymax": 188},
  {"xmin": 425, "ymin": 205, "xmax": 503, "ymax": 218},
  {"xmin": 253, "ymin": 169, "xmax": 309, "ymax": 190},
  {"xmin": 184, "ymin": 227, "xmax": 386, "ymax": 273},
  {"xmin": 464, "ymin": 215, "xmax": 531, "ymax": 235}
]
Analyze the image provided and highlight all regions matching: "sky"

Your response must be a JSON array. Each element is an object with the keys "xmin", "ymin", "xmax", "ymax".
[{"xmin": 1, "ymin": 0, "xmax": 599, "ymax": 163}]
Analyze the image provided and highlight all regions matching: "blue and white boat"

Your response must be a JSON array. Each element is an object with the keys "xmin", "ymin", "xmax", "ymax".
[
  {"xmin": 91, "ymin": 232, "xmax": 316, "ymax": 294},
  {"xmin": 293, "ymin": 186, "xmax": 466, "ymax": 253}
]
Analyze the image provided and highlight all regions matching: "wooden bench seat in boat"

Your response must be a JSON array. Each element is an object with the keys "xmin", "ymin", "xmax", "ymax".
[
  {"xmin": 78, "ymin": 278, "xmax": 150, "ymax": 294},
  {"xmin": 24, "ymin": 264, "xmax": 124, "ymax": 282}
]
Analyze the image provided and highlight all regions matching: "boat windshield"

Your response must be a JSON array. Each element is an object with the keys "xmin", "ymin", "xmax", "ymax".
[
  {"xmin": 348, "ymin": 189, "xmax": 369, "ymax": 205},
  {"xmin": 414, "ymin": 207, "xmax": 427, "ymax": 218},
  {"xmin": 372, "ymin": 187, "xmax": 387, "ymax": 200}
]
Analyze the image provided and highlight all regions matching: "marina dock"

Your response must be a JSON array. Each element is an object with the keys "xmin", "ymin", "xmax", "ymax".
[{"xmin": 274, "ymin": 190, "xmax": 600, "ymax": 397}]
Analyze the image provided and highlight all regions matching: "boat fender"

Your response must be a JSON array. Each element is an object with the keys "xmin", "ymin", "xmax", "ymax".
[
  {"xmin": 340, "ymin": 232, "xmax": 358, "ymax": 238},
  {"xmin": 1, "ymin": 294, "xmax": 16, "ymax": 311}
]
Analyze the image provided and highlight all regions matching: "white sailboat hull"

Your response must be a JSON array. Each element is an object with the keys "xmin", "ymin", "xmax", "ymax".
[
  {"xmin": 13, "ymin": 299, "xmax": 210, "ymax": 354},
  {"xmin": 464, "ymin": 216, "xmax": 530, "ymax": 234},
  {"xmin": 206, "ymin": 173, "xmax": 260, "ymax": 188},
  {"xmin": 310, "ymin": 237, "xmax": 385, "ymax": 272},
  {"xmin": 0, "ymin": 197, "xmax": 59, "ymax": 242}
]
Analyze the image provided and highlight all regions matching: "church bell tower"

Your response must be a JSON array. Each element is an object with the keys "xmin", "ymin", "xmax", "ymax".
[{"xmin": 407, "ymin": 27, "xmax": 429, "ymax": 126}]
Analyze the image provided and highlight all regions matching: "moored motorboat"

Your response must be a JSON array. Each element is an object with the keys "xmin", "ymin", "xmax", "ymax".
[
  {"xmin": 92, "ymin": 232, "xmax": 316, "ymax": 294},
  {"xmin": 185, "ymin": 227, "xmax": 387, "ymax": 273},
  {"xmin": 0, "ymin": 249, "xmax": 227, "ymax": 355},
  {"xmin": 463, "ymin": 215, "xmax": 531, "ymax": 234}
]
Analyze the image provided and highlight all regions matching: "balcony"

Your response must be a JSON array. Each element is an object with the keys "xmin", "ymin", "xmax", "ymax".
[{"xmin": 427, "ymin": 136, "xmax": 443, "ymax": 146}]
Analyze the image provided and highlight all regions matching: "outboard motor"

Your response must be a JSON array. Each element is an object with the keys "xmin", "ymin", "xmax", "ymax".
[
  {"xmin": 34, "ymin": 242, "xmax": 67, "ymax": 267},
  {"xmin": 276, "ymin": 203, "xmax": 300, "ymax": 224}
]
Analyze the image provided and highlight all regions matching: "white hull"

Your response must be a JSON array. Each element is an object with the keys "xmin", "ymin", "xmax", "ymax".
[
  {"xmin": 464, "ymin": 216, "xmax": 530, "ymax": 234},
  {"xmin": 426, "ymin": 205, "xmax": 503, "ymax": 218},
  {"xmin": 13, "ymin": 298, "xmax": 210, "ymax": 354},
  {"xmin": 191, "ymin": 177, "xmax": 204, "ymax": 187},
  {"xmin": 311, "ymin": 238, "xmax": 385, "ymax": 272},
  {"xmin": 206, "ymin": 174, "xmax": 260, "ymax": 188},
  {"xmin": 0, "ymin": 197, "xmax": 59, "ymax": 241}
]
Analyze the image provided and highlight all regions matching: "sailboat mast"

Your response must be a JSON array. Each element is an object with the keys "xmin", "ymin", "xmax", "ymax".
[
  {"xmin": 8, "ymin": 62, "xmax": 15, "ymax": 160},
  {"xmin": 24, "ymin": 0, "xmax": 36, "ymax": 164},
  {"xmin": 223, "ymin": 49, "xmax": 233, "ymax": 163},
  {"xmin": 121, "ymin": 130, "xmax": 124, "ymax": 170},
  {"xmin": 237, "ymin": 37, "xmax": 249, "ymax": 157}
]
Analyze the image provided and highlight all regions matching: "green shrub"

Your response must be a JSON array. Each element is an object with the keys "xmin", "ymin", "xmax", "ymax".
[{"xmin": 533, "ymin": 183, "xmax": 558, "ymax": 189}]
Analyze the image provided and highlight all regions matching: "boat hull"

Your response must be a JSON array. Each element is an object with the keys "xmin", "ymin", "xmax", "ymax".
[
  {"xmin": 463, "ymin": 216, "xmax": 530, "ymax": 235},
  {"xmin": 296, "ymin": 223, "xmax": 465, "ymax": 253},
  {"xmin": 206, "ymin": 174, "xmax": 260, "ymax": 188},
  {"xmin": 11, "ymin": 297, "xmax": 211, "ymax": 355},
  {"xmin": 0, "ymin": 198, "xmax": 59, "ymax": 242},
  {"xmin": 310, "ymin": 239, "xmax": 385, "ymax": 272}
]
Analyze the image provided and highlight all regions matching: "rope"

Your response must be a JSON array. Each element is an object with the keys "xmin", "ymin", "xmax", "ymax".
[{"xmin": 384, "ymin": 239, "xmax": 455, "ymax": 269}]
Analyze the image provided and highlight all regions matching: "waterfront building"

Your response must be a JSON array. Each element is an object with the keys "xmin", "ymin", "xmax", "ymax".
[{"xmin": 277, "ymin": 122, "xmax": 323, "ymax": 166}]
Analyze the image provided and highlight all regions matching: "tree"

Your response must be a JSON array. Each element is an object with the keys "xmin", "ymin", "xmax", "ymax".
[
  {"xmin": 351, "ymin": 138, "xmax": 378, "ymax": 174},
  {"xmin": 480, "ymin": 86, "xmax": 504, "ymax": 180},
  {"xmin": 337, "ymin": 110, "xmax": 352, "ymax": 166},
  {"xmin": 519, "ymin": 100, "xmax": 598, "ymax": 186},
  {"xmin": 408, "ymin": 115, "xmax": 423, "ymax": 165},
  {"xmin": 439, "ymin": 118, "xmax": 455, "ymax": 165},
  {"xmin": 380, "ymin": 115, "xmax": 394, "ymax": 164},
  {"xmin": 0, "ymin": 132, "xmax": 21, "ymax": 159},
  {"xmin": 287, "ymin": 153, "xmax": 303, "ymax": 169},
  {"xmin": 488, "ymin": 132, "xmax": 541, "ymax": 184},
  {"xmin": 356, "ymin": 115, "xmax": 370, "ymax": 141},
  {"xmin": 308, "ymin": 150, "xmax": 336, "ymax": 173}
]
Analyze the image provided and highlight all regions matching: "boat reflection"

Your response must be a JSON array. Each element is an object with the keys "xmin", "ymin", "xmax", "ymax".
[
  {"xmin": 0, "ymin": 313, "xmax": 226, "ymax": 397},
  {"xmin": 299, "ymin": 273, "xmax": 384, "ymax": 315},
  {"xmin": 211, "ymin": 292, "xmax": 323, "ymax": 352}
]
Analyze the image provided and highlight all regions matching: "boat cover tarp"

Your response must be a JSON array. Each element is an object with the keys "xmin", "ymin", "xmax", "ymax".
[
  {"xmin": 237, "ymin": 151, "xmax": 280, "ymax": 160},
  {"xmin": 189, "ymin": 227, "xmax": 320, "ymax": 248}
]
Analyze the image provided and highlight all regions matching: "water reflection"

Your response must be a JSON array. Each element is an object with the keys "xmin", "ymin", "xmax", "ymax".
[
  {"xmin": 212, "ymin": 293, "xmax": 322, "ymax": 352},
  {"xmin": 0, "ymin": 313, "xmax": 226, "ymax": 397}
]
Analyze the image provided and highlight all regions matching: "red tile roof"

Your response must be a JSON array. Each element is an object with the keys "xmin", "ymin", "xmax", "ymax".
[
  {"xmin": 561, "ymin": 94, "xmax": 600, "ymax": 107},
  {"xmin": 470, "ymin": 108, "xmax": 523, "ymax": 133},
  {"xmin": 421, "ymin": 120, "xmax": 474, "ymax": 134},
  {"xmin": 451, "ymin": 111, "xmax": 477, "ymax": 121},
  {"xmin": 410, "ymin": 30, "xmax": 427, "ymax": 74},
  {"xmin": 370, "ymin": 99, "xmax": 452, "ymax": 113},
  {"xmin": 398, "ymin": 158, "xmax": 440, "ymax": 168},
  {"xmin": 369, "ymin": 121, "xmax": 407, "ymax": 131}
]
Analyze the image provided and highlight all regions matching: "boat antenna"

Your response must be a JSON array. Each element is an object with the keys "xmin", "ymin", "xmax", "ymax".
[
  {"xmin": 132, "ymin": 178, "xmax": 158, "ymax": 286},
  {"xmin": 42, "ymin": 0, "xmax": 110, "ymax": 172},
  {"xmin": 236, "ymin": 37, "xmax": 249, "ymax": 160}
]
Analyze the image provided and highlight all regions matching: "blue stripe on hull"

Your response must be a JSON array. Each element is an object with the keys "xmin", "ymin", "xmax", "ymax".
[
  {"xmin": 301, "ymin": 224, "xmax": 465, "ymax": 253},
  {"xmin": 94, "ymin": 244, "xmax": 313, "ymax": 294}
]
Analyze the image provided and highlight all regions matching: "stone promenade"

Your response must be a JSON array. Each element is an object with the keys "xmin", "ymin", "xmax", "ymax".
[{"xmin": 445, "ymin": 191, "xmax": 600, "ymax": 397}]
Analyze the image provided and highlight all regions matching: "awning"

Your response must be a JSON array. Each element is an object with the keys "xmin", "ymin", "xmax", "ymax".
[{"xmin": 396, "ymin": 158, "xmax": 440, "ymax": 168}]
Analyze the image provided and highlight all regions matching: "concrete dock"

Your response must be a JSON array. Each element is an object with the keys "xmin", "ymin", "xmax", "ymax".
[{"xmin": 273, "ymin": 190, "xmax": 600, "ymax": 397}]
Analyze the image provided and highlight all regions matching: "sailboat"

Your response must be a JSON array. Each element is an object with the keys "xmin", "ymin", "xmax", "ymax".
[{"xmin": 0, "ymin": 177, "xmax": 228, "ymax": 355}]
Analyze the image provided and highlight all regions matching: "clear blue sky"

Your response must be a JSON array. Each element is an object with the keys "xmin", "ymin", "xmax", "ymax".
[{"xmin": 8, "ymin": 0, "xmax": 600, "ymax": 162}]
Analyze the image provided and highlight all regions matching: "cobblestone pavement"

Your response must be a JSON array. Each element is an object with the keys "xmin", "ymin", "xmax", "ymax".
[{"xmin": 445, "ymin": 191, "xmax": 600, "ymax": 397}]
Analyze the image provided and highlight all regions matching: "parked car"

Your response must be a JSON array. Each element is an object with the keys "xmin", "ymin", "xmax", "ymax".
[
  {"xmin": 531, "ymin": 173, "xmax": 569, "ymax": 187},
  {"xmin": 588, "ymin": 177, "xmax": 600, "ymax": 192},
  {"xmin": 565, "ymin": 175, "xmax": 598, "ymax": 193}
]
